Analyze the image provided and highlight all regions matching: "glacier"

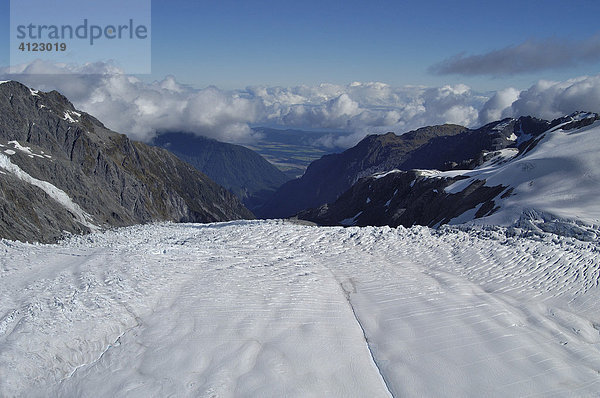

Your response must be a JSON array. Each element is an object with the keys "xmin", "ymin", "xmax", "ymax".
[{"xmin": 1, "ymin": 220, "xmax": 599, "ymax": 397}]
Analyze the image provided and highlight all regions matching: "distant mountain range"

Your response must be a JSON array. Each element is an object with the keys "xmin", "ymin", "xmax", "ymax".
[
  {"xmin": 258, "ymin": 124, "xmax": 468, "ymax": 218},
  {"xmin": 0, "ymin": 81, "xmax": 252, "ymax": 243},
  {"xmin": 2, "ymin": 80, "xmax": 597, "ymax": 243},
  {"xmin": 152, "ymin": 132, "xmax": 289, "ymax": 213},
  {"xmin": 297, "ymin": 112, "xmax": 600, "ymax": 239}
]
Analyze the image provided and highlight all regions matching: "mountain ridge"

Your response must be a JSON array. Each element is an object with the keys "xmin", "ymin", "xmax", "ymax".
[
  {"xmin": 0, "ymin": 80, "xmax": 252, "ymax": 242},
  {"xmin": 258, "ymin": 124, "xmax": 468, "ymax": 218},
  {"xmin": 261, "ymin": 113, "xmax": 591, "ymax": 220},
  {"xmin": 298, "ymin": 112, "xmax": 600, "ymax": 240},
  {"xmin": 152, "ymin": 132, "xmax": 289, "ymax": 212}
]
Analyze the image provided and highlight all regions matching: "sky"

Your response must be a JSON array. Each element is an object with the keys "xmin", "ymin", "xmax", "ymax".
[
  {"xmin": 2, "ymin": 0, "xmax": 600, "ymax": 146},
  {"xmin": 145, "ymin": 0, "xmax": 600, "ymax": 89}
]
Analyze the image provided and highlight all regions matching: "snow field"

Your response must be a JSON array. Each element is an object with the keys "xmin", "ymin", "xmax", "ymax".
[
  {"xmin": 0, "ymin": 220, "xmax": 599, "ymax": 397},
  {"xmin": 441, "ymin": 120, "xmax": 600, "ymax": 228}
]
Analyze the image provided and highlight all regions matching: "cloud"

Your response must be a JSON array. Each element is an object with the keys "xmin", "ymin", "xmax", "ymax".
[
  {"xmin": 473, "ymin": 75, "xmax": 600, "ymax": 123},
  {"xmin": 3, "ymin": 61, "xmax": 487, "ymax": 146},
  {"xmin": 508, "ymin": 75, "xmax": 600, "ymax": 120},
  {"xmin": 478, "ymin": 87, "xmax": 520, "ymax": 124},
  {"xmin": 430, "ymin": 34, "xmax": 600, "ymax": 76},
  {"xmin": 258, "ymin": 82, "xmax": 485, "ymax": 145},
  {"xmin": 2, "ymin": 61, "xmax": 264, "ymax": 143},
  {"xmin": 3, "ymin": 61, "xmax": 600, "ymax": 149}
]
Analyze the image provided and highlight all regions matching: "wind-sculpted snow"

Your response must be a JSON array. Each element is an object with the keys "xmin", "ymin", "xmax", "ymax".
[{"xmin": 1, "ymin": 221, "xmax": 599, "ymax": 397}]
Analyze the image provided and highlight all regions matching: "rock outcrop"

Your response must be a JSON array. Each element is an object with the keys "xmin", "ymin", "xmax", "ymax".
[
  {"xmin": 0, "ymin": 81, "xmax": 252, "ymax": 242},
  {"xmin": 259, "ymin": 124, "xmax": 468, "ymax": 218}
]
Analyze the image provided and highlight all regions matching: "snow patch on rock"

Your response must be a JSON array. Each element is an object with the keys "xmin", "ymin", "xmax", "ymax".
[
  {"xmin": 7, "ymin": 141, "xmax": 45, "ymax": 158},
  {"xmin": 341, "ymin": 211, "xmax": 363, "ymax": 226},
  {"xmin": 0, "ymin": 153, "xmax": 96, "ymax": 230}
]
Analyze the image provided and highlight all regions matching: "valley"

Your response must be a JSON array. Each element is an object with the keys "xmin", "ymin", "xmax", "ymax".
[{"xmin": 246, "ymin": 127, "xmax": 347, "ymax": 179}]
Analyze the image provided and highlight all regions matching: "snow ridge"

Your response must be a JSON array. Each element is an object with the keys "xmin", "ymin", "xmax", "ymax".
[{"xmin": 427, "ymin": 119, "xmax": 600, "ymax": 232}]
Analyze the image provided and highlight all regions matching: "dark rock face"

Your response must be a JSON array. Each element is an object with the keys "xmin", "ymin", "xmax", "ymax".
[
  {"xmin": 0, "ymin": 171, "xmax": 92, "ymax": 243},
  {"xmin": 297, "ymin": 170, "xmax": 507, "ymax": 228},
  {"xmin": 401, "ymin": 117, "xmax": 548, "ymax": 171},
  {"xmin": 0, "ymin": 81, "xmax": 252, "ymax": 243},
  {"xmin": 152, "ymin": 132, "xmax": 289, "ymax": 213},
  {"xmin": 260, "ymin": 113, "xmax": 595, "ymax": 220},
  {"xmin": 296, "ymin": 111, "xmax": 600, "ymax": 229},
  {"xmin": 259, "ymin": 124, "xmax": 468, "ymax": 218}
]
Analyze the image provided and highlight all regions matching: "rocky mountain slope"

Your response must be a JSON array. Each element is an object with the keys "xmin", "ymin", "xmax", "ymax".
[
  {"xmin": 153, "ymin": 132, "xmax": 289, "ymax": 213},
  {"xmin": 297, "ymin": 169, "xmax": 506, "ymax": 228},
  {"xmin": 262, "ymin": 114, "xmax": 579, "ymax": 219},
  {"xmin": 0, "ymin": 81, "xmax": 252, "ymax": 243},
  {"xmin": 299, "ymin": 112, "xmax": 600, "ymax": 239},
  {"xmin": 258, "ymin": 124, "xmax": 468, "ymax": 218}
]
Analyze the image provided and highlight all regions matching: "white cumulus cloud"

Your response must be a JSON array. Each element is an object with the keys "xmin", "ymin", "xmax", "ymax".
[
  {"xmin": 478, "ymin": 87, "xmax": 521, "ymax": 125},
  {"xmin": 3, "ymin": 61, "xmax": 600, "ymax": 148},
  {"xmin": 508, "ymin": 75, "xmax": 600, "ymax": 120},
  {"xmin": 478, "ymin": 75, "xmax": 600, "ymax": 123}
]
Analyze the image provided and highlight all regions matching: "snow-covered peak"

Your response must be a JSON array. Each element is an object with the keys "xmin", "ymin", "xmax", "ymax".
[
  {"xmin": 491, "ymin": 118, "xmax": 515, "ymax": 131},
  {"xmin": 568, "ymin": 111, "xmax": 597, "ymax": 121},
  {"xmin": 446, "ymin": 119, "xmax": 600, "ymax": 231}
]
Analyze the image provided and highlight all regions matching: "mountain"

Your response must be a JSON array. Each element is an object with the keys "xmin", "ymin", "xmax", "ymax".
[
  {"xmin": 297, "ymin": 169, "xmax": 506, "ymax": 228},
  {"xmin": 260, "ymin": 116, "xmax": 568, "ymax": 219},
  {"xmin": 0, "ymin": 81, "xmax": 252, "ymax": 243},
  {"xmin": 298, "ymin": 112, "xmax": 600, "ymax": 240},
  {"xmin": 258, "ymin": 124, "xmax": 468, "ymax": 218},
  {"xmin": 152, "ymin": 132, "xmax": 289, "ymax": 212}
]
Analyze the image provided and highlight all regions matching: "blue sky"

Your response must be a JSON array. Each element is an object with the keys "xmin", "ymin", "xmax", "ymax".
[
  {"xmin": 148, "ymin": 0, "xmax": 600, "ymax": 90},
  {"xmin": 2, "ymin": 0, "xmax": 600, "ymax": 90}
]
